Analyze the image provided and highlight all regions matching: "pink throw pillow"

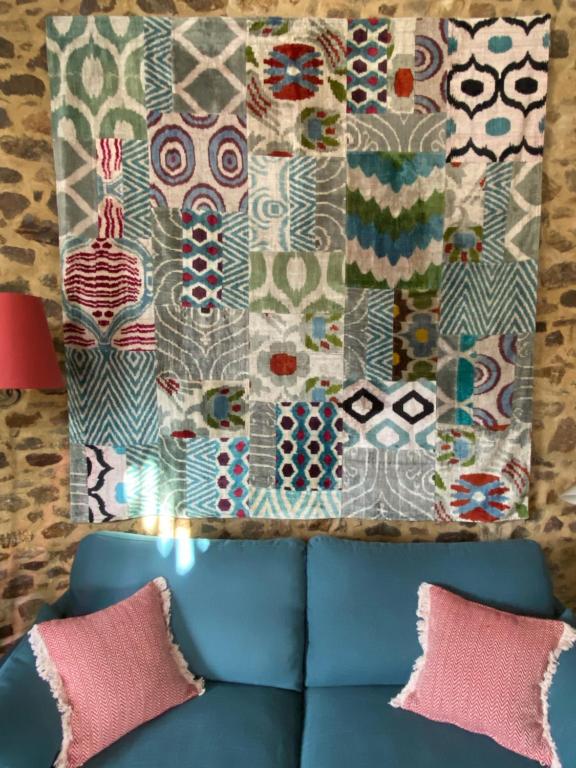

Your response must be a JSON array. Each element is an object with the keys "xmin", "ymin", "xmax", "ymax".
[
  {"xmin": 29, "ymin": 578, "xmax": 205, "ymax": 768},
  {"xmin": 391, "ymin": 583, "xmax": 576, "ymax": 767}
]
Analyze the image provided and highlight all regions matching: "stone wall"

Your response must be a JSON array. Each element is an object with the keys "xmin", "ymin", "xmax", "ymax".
[{"xmin": 0, "ymin": 0, "xmax": 575, "ymax": 654}]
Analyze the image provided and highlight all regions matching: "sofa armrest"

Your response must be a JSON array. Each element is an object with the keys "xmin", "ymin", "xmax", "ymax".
[
  {"xmin": 549, "ymin": 613, "xmax": 576, "ymax": 767},
  {"xmin": 0, "ymin": 591, "xmax": 71, "ymax": 671},
  {"xmin": 0, "ymin": 602, "xmax": 63, "ymax": 768}
]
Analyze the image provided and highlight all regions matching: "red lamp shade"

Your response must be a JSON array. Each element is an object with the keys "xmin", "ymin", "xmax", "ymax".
[{"xmin": 0, "ymin": 293, "xmax": 65, "ymax": 389}]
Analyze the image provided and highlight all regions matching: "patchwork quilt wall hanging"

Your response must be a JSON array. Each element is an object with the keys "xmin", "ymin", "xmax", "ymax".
[{"xmin": 46, "ymin": 14, "xmax": 550, "ymax": 522}]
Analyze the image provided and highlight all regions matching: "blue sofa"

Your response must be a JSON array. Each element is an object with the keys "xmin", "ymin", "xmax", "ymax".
[{"xmin": 0, "ymin": 533, "xmax": 574, "ymax": 768}]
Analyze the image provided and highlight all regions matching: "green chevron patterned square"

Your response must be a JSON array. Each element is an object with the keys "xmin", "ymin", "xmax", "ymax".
[{"xmin": 346, "ymin": 152, "xmax": 445, "ymax": 290}]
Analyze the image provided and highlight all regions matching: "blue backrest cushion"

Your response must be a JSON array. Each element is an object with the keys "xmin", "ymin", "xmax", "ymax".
[
  {"xmin": 68, "ymin": 532, "xmax": 307, "ymax": 691},
  {"xmin": 306, "ymin": 536, "xmax": 556, "ymax": 686}
]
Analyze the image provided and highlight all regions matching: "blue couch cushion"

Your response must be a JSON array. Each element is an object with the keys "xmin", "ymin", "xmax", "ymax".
[
  {"xmin": 67, "ymin": 532, "xmax": 307, "ymax": 691},
  {"xmin": 307, "ymin": 537, "xmax": 556, "ymax": 686},
  {"xmin": 301, "ymin": 686, "xmax": 540, "ymax": 768},
  {"xmin": 0, "ymin": 604, "xmax": 62, "ymax": 768},
  {"xmin": 86, "ymin": 682, "xmax": 302, "ymax": 768}
]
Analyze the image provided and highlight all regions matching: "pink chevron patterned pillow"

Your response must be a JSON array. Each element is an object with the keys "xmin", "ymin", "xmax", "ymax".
[
  {"xmin": 29, "ymin": 578, "xmax": 205, "ymax": 768},
  {"xmin": 391, "ymin": 584, "xmax": 576, "ymax": 767}
]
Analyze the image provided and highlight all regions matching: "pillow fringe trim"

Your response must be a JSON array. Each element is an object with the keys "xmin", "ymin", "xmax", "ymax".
[
  {"xmin": 389, "ymin": 582, "xmax": 431, "ymax": 709},
  {"xmin": 29, "ymin": 625, "xmax": 73, "ymax": 768},
  {"xmin": 152, "ymin": 577, "xmax": 206, "ymax": 697},
  {"xmin": 542, "ymin": 622, "xmax": 576, "ymax": 768}
]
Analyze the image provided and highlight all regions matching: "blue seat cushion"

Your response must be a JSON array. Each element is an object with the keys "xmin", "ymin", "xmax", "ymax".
[
  {"xmin": 306, "ymin": 537, "xmax": 556, "ymax": 685},
  {"xmin": 86, "ymin": 682, "xmax": 302, "ymax": 768},
  {"xmin": 68, "ymin": 532, "xmax": 306, "ymax": 690},
  {"xmin": 301, "ymin": 686, "xmax": 540, "ymax": 768}
]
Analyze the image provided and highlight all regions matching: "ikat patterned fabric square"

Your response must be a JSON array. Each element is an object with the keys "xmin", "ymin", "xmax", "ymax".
[{"xmin": 47, "ymin": 14, "xmax": 550, "ymax": 523}]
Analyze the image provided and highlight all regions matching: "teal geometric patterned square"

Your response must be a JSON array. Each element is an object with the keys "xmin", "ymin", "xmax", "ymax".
[
  {"xmin": 275, "ymin": 401, "xmax": 343, "ymax": 491},
  {"xmin": 185, "ymin": 438, "xmax": 219, "ymax": 516},
  {"xmin": 173, "ymin": 17, "xmax": 246, "ymax": 115},
  {"xmin": 439, "ymin": 262, "xmax": 538, "ymax": 335},
  {"xmin": 66, "ymin": 349, "xmax": 159, "ymax": 445},
  {"xmin": 182, "ymin": 209, "xmax": 224, "ymax": 310}
]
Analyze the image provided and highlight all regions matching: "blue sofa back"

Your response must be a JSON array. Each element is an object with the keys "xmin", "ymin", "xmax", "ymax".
[
  {"xmin": 66, "ymin": 532, "xmax": 559, "ymax": 692},
  {"xmin": 68, "ymin": 532, "xmax": 307, "ymax": 691},
  {"xmin": 306, "ymin": 536, "xmax": 556, "ymax": 686}
]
